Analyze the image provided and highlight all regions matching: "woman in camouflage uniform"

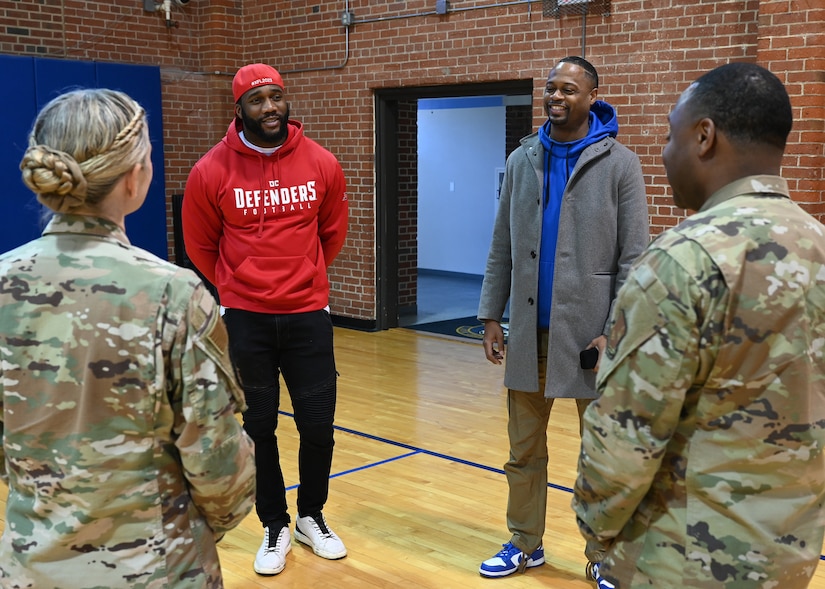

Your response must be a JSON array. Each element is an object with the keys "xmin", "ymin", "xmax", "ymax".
[{"xmin": 0, "ymin": 88, "xmax": 256, "ymax": 589}]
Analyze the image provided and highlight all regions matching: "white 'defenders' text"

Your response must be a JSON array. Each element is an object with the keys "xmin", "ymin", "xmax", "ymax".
[{"xmin": 234, "ymin": 180, "xmax": 317, "ymax": 215}]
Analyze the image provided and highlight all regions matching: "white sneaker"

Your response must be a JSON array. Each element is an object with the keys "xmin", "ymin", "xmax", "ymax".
[
  {"xmin": 294, "ymin": 512, "xmax": 347, "ymax": 559},
  {"xmin": 254, "ymin": 524, "xmax": 291, "ymax": 575}
]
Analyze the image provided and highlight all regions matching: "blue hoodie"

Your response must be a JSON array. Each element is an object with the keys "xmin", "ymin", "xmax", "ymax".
[{"xmin": 536, "ymin": 100, "xmax": 618, "ymax": 329}]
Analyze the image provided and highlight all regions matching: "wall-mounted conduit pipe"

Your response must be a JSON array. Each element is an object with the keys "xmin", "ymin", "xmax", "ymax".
[
  {"xmin": 280, "ymin": 0, "xmax": 352, "ymax": 75},
  {"xmin": 196, "ymin": 0, "xmax": 541, "ymax": 79},
  {"xmin": 353, "ymin": 0, "xmax": 538, "ymax": 24}
]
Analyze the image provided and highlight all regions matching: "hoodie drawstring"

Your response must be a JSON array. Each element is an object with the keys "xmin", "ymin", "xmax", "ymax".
[{"xmin": 256, "ymin": 151, "xmax": 282, "ymax": 237}]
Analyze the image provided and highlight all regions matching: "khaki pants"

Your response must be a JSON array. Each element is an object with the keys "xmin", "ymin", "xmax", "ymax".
[{"xmin": 504, "ymin": 331, "xmax": 591, "ymax": 554}]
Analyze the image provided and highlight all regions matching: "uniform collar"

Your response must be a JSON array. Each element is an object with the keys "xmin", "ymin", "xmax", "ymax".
[
  {"xmin": 700, "ymin": 175, "xmax": 790, "ymax": 213},
  {"xmin": 42, "ymin": 214, "xmax": 131, "ymax": 246}
]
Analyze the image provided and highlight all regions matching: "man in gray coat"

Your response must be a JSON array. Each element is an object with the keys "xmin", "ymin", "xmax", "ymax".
[{"xmin": 477, "ymin": 56, "xmax": 649, "ymax": 579}]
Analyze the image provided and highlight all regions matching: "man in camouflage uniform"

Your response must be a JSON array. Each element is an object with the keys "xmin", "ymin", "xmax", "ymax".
[{"xmin": 572, "ymin": 63, "xmax": 825, "ymax": 588}]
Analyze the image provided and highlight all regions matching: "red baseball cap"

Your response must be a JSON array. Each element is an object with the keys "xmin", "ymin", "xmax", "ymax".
[{"xmin": 232, "ymin": 64, "xmax": 284, "ymax": 103}]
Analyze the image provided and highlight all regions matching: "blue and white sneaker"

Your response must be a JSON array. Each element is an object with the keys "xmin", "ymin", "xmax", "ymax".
[
  {"xmin": 479, "ymin": 542, "xmax": 545, "ymax": 577},
  {"xmin": 586, "ymin": 561, "xmax": 616, "ymax": 589}
]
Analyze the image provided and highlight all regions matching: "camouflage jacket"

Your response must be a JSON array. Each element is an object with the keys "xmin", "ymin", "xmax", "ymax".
[
  {"xmin": 0, "ymin": 215, "xmax": 256, "ymax": 589},
  {"xmin": 572, "ymin": 176, "xmax": 825, "ymax": 588}
]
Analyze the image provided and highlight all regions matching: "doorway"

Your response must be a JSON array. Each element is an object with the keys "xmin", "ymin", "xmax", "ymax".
[{"xmin": 374, "ymin": 80, "xmax": 534, "ymax": 330}]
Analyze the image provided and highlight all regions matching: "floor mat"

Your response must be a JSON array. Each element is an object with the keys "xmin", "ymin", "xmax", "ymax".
[{"xmin": 404, "ymin": 316, "xmax": 508, "ymax": 343}]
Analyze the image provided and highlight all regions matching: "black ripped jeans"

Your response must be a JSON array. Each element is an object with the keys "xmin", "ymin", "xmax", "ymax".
[{"xmin": 223, "ymin": 308, "xmax": 337, "ymax": 530}]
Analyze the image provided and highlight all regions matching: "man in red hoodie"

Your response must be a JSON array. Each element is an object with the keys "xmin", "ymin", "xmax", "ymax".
[{"xmin": 182, "ymin": 63, "xmax": 348, "ymax": 576}]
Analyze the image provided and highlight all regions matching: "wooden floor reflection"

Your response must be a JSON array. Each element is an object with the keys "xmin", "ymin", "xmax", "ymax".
[{"xmin": 2, "ymin": 327, "xmax": 824, "ymax": 588}]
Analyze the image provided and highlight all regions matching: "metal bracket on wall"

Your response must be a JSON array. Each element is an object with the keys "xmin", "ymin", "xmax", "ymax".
[
  {"xmin": 436, "ymin": 0, "xmax": 449, "ymax": 15},
  {"xmin": 542, "ymin": 0, "xmax": 610, "ymax": 58},
  {"xmin": 143, "ymin": 0, "xmax": 192, "ymax": 28},
  {"xmin": 143, "ymin": 0, "xmax": 191, "ymax": 9},
  {"xmin": 542, "ymin": 0, "xmax": 610, "ymax": 17}
]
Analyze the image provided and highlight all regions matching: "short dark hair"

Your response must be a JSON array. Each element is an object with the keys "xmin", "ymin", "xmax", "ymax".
[
  {"xmin": 686, "ymin": 62, "xmax": 792, "ymax": 149},
  {"xmin": 559, "ymin": 56, "xmax": 599, "ymax": 89}
]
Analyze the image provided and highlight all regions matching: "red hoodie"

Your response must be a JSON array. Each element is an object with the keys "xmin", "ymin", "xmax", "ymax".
[{"xmin": 182, "ymin": 118, "xmax": 348, "ymax": 314}]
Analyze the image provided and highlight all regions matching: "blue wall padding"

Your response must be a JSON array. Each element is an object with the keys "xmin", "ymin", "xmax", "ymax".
[{"xmin": 0, "ymin": 55, "xmax": 168, "ymax": 259}]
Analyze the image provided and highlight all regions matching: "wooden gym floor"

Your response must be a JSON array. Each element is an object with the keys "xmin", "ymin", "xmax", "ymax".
[{"xmin": 2, "ymin": 327, "xmax": 825, "ymax": 587}]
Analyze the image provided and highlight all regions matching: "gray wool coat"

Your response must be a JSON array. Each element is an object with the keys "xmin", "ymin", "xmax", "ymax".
[{"xmin": 478, "ymin": 131, "xmax": 649, "ymax": 398}]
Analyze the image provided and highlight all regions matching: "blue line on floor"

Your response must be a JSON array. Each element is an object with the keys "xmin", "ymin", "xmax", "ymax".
[
  {"xmin": 280, "ymin": 410, "xmax": 825, "ymax": 561},
  {"xmin": 285, "ymin": 450, "xmax": 420, "ymax": 492},
  {"xmin": 279, "ymin": 410, "xmax": 573, "ymax": 494}
]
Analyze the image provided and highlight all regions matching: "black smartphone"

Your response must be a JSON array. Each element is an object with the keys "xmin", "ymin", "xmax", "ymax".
[{"xmin": 580, "ymin": 347, "xmax": 599, "ymax": 370}]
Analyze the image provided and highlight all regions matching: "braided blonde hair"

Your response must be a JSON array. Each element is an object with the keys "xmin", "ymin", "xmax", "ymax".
[{"xmin": 19, "ymin": 89, "xmax": 150, "ymax": 213}]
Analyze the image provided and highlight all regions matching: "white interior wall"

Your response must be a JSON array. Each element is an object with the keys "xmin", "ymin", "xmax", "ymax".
[{"xmin": 417, "ymin": 97, "xmax": 506, "ymax": 276}]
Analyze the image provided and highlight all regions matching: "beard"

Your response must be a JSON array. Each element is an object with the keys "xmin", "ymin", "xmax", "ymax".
[
  {"xmin": 241, "ymin": 104, "xmax": 290, "ymax": 147},
  {"xmin": 545, "ymin": 102, "xmax": 570, "ymax": 127}
]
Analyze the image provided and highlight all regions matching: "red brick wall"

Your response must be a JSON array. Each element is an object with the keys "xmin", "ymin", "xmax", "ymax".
[
  {"xmin": 506, "ymin": 104, "xmax": 533, "ymax": 160},
  {"xmin": 756, "ymin": 0, "xmax": 825, "ymax": 217},
  {"xmin": 397, "ymin": 100, "xmax": 419, "ymax": 315},
  {"xmin": 3, "ymin": 0, "xmax": 822, "ymax": 323}
]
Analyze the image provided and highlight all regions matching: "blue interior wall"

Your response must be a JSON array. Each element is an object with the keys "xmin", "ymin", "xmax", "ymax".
[{"xmin": 0, "ymin": 55, "xmax": 167, "ymax": 259}]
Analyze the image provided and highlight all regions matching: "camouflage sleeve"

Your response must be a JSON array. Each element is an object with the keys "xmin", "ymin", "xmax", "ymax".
[
  {"xmin": 572, "ymin": 246, "xmax": 716, "ymax": 553},
  {"xmin": 0, "ymin": 392, "xmax": 5, "ymax": 483},
  {"xmin": 172, "ymin": 282, "xmax": 256, "ymax": 535}
]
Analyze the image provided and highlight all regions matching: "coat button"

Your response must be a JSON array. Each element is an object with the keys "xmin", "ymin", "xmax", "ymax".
[
  {"xmin": 530, "ymin": 251, "xmax": 537, "ymax": 258},
  {"xmin": 528, "ymin": 298, "xmax": 534, "ymax": 305}
]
